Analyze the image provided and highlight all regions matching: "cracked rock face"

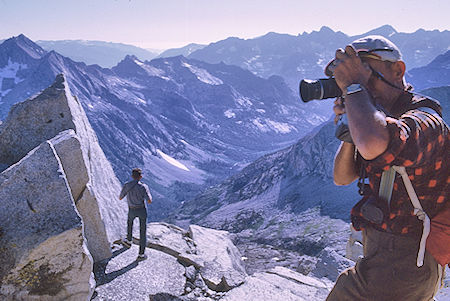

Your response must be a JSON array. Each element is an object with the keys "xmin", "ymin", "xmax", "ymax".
[
  {"xmin": 0, "ymin": 74, "xmax": 127, "ymax": 262},
  {"xmin": 0, "ymin": 139, "xmax": 92, "ymax": 300},
  {"xmin": 0, "ymin": 74, "xmax": 130, "ymax": 299}
]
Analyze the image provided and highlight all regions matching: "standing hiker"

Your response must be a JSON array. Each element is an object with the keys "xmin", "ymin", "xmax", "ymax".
[
  {"xmin": 119, "ymin": 168, "xmax": 152, "ymax": 260},
  {"xmin": 326, "ymin": 35, "xmax": 449, "ymax": 300}
]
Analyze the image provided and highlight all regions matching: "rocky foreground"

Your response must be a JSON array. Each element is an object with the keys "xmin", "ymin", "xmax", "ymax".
[{"xmin": 92, "ymin": 222, "xmax": 331, "ymax": 301}]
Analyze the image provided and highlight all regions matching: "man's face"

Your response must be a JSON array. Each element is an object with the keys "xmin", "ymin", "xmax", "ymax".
[{"xmin": 360, "ymin": 57, "xmax": 401, "ymax": 109}]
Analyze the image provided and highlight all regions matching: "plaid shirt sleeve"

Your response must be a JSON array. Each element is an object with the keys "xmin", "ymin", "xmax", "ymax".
[{"xmin": 368, "ymin": 109, "xmax": 447, "ymax": 170}]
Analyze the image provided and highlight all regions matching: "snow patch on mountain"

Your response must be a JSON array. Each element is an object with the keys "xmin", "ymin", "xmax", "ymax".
[
  {"xmin": 135, "ymin": 59, "xmax": 170, "ymax": 80},
  {"xmin": 231, "ymin": 89, "xmax": 253, "ymax": 107},
  {"xmin": 157, "ymin": 149, "xmax": 190, "ymax": 171},
  {"xmin": 266, "ymin": 119, "xmax": 296, "ymax": 134},
  {"xmin": 0, "ymin": 59, "xmax": 27, "ymax": 83},
  {"xmin": 224, "ymin": 109, "xmax": 236, "ymax": 118},
  {"xmin": 252, "ymin": 118, "xmax": 295, "ymax": 134},
  {"xmin": 182, "ymin": 62, "xmax": 223, "ymax": 85},
  {"xmin": 145, "ymin": 151, "xmax": 205, "ymax": 187}
]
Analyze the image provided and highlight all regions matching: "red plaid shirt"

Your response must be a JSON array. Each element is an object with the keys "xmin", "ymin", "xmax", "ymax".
[{"xmin": 351, "ymin": 93, "xmax": 449, "ymax": 236}]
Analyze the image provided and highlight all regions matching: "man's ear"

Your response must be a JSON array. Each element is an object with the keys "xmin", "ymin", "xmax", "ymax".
[{"xmin": 392, "ymin": 61, "xmax": 406, "ymax": 79}]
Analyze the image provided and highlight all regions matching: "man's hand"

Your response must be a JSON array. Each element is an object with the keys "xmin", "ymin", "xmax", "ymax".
[
  {"xmin": 147, "ymin": 199, "xmax": 152, "ymax": 204},
  {"xmin": 333, "ymin": 45, "xmax": 372, "ymax": 91},
  {"xmin": 333, "ymin": 97, "xmax": 345, "ymax": 124}
]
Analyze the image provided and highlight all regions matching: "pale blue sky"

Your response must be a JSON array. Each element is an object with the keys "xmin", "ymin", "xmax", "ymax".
[{"xmin": 1, "ymin": 0, "xmax": 449, "ymax": 50}]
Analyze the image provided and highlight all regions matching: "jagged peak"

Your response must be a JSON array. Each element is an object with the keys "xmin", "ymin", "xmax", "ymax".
[
  {"xmin": 319, "ymin": 26, "xmax": 335, "ymax": 33},
  {"xmin": 2, "ymin": 34, "xmax": 46, "ymax": 59},
  {"xmin": 114, "ymin": 54, "xmax": 143, "ymax": 67},
  {"xmin": 362, "ymin": 24, "xmax": 398, "ymax": 37},
  {"xmin": 124, "ymin": 54, "xmax": 139, "ymax": 61}
]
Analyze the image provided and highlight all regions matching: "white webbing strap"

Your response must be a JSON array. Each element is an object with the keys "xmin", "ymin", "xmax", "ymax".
[
  {"xmin": 379, "ymin": 167, "xmax": 396, "ymax": 205},
  {"xmin": 392, "ymin": 166, "xmax": 431, "ymax": 267}
]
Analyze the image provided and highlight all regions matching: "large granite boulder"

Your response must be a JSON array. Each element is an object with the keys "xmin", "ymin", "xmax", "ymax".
[
  {"xmin": 222, "ymin": 266, "xmax": 330, "ymax": 301},
  {"xmin": 311, "ymin": 247, "xmax": 354, "ymax": 281},
  {"xmin": 0, "ymin": 139, "xmax": 93, "ymax": 300},
  {"xmin": 187, "ymin": 225, "xmax": 247, "ymax": 291},
  {"xmin": 136, "ymin": 223, "xmax": 247, "ymax": 292},
  {"xmin": 0, "ymin": 74, "xmax": 127, "ymax": 261}
]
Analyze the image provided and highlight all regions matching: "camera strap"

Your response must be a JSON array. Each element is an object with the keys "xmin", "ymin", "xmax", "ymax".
[{"xmin": 368, "ymin": 66, "xmax": 406, "ymax": 92}]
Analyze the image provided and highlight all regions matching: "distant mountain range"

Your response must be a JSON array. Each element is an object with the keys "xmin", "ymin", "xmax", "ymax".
[
  {"xmin": 187, "ymin": 25, "xmax": 450, "ymax": 91},
  {"xmin": 35, "ymin": 40, "xmax": 158, "ymax": 68},
  {"xmin": 421, "ymin": 85, "xmax": 450, "ymax": 121},
  {"xmin": 407, "ymin": 50, "xmax": 450, "ymax": 90},
  {"xmin": 0, "ymin": 34, "xmax": 326, "ymax": 220},
  {"xmin": 158, "ymin": 43, "xmax": 206, "ymax": 58}
]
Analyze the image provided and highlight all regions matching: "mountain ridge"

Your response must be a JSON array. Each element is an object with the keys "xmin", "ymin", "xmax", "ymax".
[{"xmin": 0, "ymin": 34, "xmax": 326, "ymax": 220}]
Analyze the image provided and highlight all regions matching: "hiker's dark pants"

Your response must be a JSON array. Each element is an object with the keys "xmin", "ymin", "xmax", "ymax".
[
  {"xmin": 327, "ymin": 227, "xmax": 442, "ymax": 301},
  {"xmin": 127, "ymin": 207, "xmax": 147, "ymax": 255}
]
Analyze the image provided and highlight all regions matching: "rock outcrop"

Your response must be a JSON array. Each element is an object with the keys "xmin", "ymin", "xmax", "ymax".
[
  {"xmin": 0, "ymin": 74, "xmax": 127, "ymax": 299},
  {"xmin": 1, "ymin": 228, "xmax": 93, "ymax": 300},
  {"xmin": 0, "ymin": 74, "xmax": 127, "ymax": 262},
  {"xmin": 0, "ymin": 137, "xmax": 92, "ymax": 299}
]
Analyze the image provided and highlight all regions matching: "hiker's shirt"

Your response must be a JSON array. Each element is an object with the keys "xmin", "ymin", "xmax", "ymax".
[
  {"xmin": 120, "ymin": 180, "xmax": 152, "ymax": 209},
  {"xmin": 351, "ymin": 92, "xmax": 449, "ymax": 237}
]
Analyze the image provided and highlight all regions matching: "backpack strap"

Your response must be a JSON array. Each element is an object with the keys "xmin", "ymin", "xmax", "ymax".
[
  {"xmin": 380, "ymin": 166, "xmax": 431, "ymax": 267},
  {"xmin": 379, "ymin": 167, "xmax": 396, "ymax": 205}
]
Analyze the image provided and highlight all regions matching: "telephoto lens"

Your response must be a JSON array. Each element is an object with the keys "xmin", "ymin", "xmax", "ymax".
[{"xmin": 299, "ymin": 78, "xmax": 342, "ymax": 102}]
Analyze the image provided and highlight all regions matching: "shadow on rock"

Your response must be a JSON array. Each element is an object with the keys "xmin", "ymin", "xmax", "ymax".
[
  {"xmin": 149, "ymin": 293, "xmax": 184, "ymax": 301},
  {"xmin": 93, "ymin": 246, "xmax": 139, "ymax": 286}
]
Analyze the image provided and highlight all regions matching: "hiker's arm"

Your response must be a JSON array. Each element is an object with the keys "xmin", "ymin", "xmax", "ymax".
[
  {"xmin": 334, "ymin": 141, "xmax": 358, "ymax": 185},
  {"xmin": 144, "ymin": 185, "xmax": 152, "ymax": 204},
  {"xmin": 332, "ymin": 97, "xmax": 358, "ymax": 185},
  {"xmin": 119, "ymin": 184, "xmax": 127, "ymax": 200}
]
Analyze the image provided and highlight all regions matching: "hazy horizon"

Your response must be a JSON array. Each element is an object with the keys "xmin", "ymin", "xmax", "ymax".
[
  {"xmin": 1, "ymin": 0, "xmax": 449, "ymax": 51},
  {"xmin": 2, "ymin": 24, "xmax": 449, "ymax": 53}
]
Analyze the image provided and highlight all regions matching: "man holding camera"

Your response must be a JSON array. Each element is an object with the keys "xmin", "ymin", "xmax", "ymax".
[{"xmin": 324, "ymin": 36, "xmax": 448, "ymax": 300}]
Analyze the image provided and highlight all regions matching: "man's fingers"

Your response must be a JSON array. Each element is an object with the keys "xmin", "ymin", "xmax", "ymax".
[
  {"xmin": 334, "ymin": 97, "xmax": 343, "ymax": 105},
  {"xmin": 334, "ymin": 115, "xmax": 340, "ymax": 125},
  {"xmin": 345, "ymin": 45, "xmax": 357, "ymax": 57},
  {"xmin": 335, "ymin": 48, "xmax": 346, "ymax": 60},
  {"xmin": 333, "ymin": 105, "xmax": 345, "ymax": 115}
]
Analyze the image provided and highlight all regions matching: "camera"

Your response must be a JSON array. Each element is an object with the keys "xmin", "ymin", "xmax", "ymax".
[
  {"xmin": 299, "ymin": 77, "xmax": 342, "ymax": 102},
  {"xmin": 299, "ymin": 77, "xmax": 353, "ymax": 143}
]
